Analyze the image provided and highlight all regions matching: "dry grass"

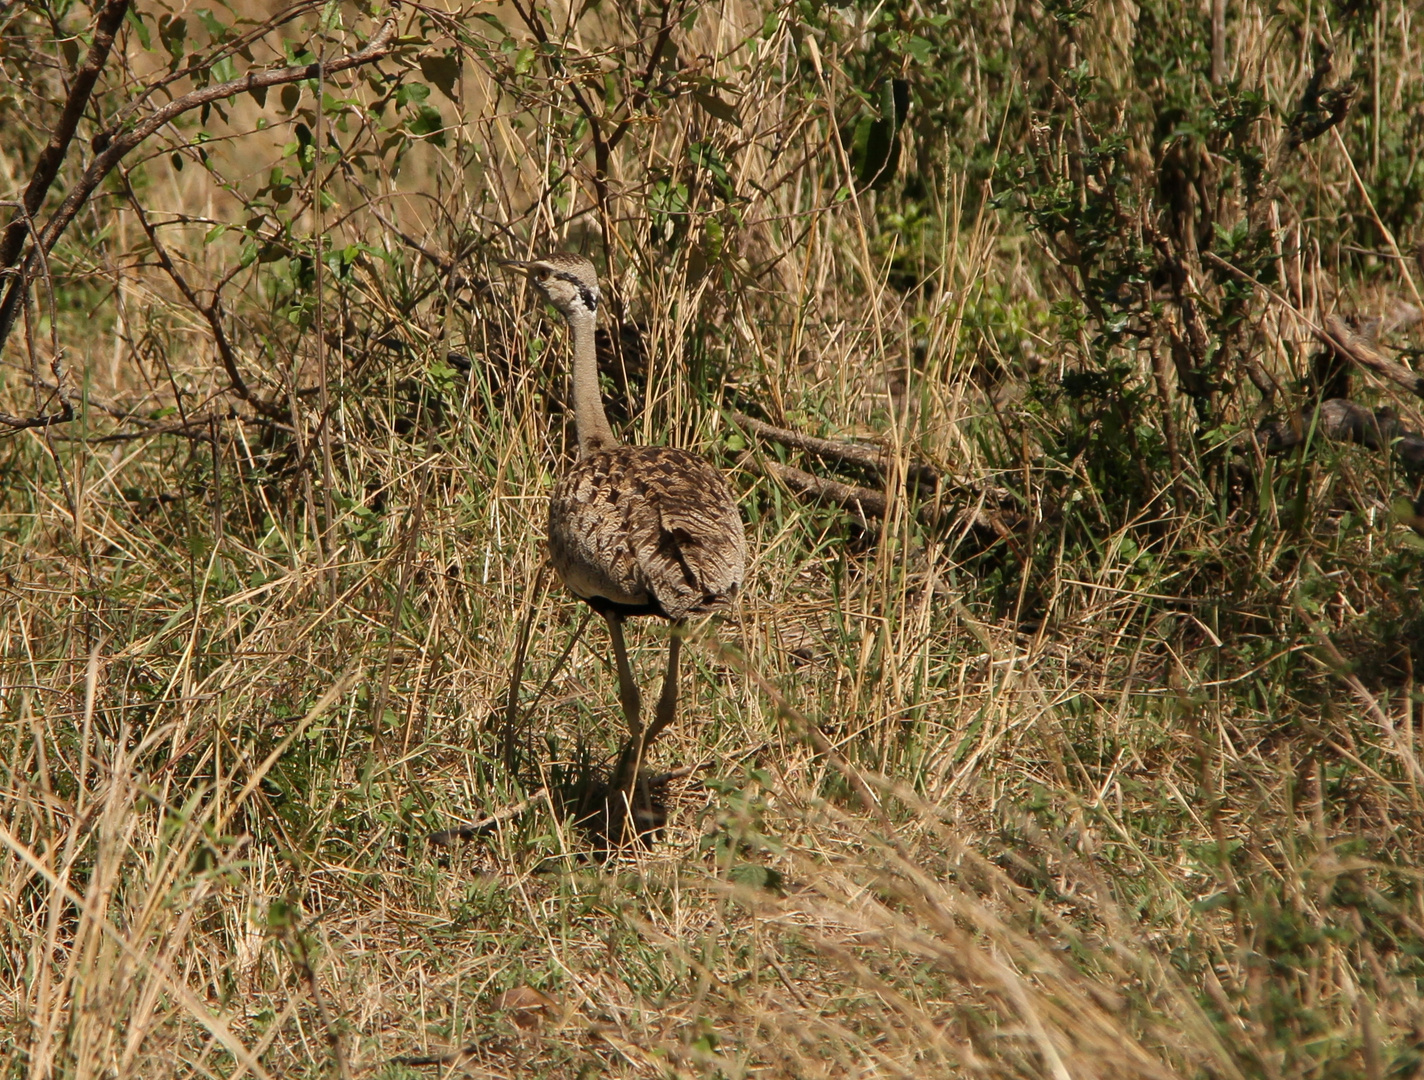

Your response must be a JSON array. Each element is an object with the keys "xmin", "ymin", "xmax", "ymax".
[{"xmin": 4, "ymin": 0, "xmax": 1424, "ymax": 1077}]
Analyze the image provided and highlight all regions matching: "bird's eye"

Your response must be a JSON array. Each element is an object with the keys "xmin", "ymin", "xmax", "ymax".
[{"xmin": 536, "ymin": 268, "xmax": 551, "ymax": 282}]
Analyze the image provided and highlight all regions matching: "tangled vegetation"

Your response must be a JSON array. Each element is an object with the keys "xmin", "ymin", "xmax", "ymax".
[{"xmin": 3, "ymin": 0, "xmax": 1424, "ymax": 1076}]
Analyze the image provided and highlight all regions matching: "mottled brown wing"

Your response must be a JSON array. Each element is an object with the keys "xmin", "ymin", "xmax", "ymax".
[{"xmin": 548, "ymin": 446, "xmax": 746, "ymax": 620}]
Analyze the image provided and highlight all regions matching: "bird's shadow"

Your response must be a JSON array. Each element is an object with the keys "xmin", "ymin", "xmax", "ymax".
[{"xmin": 428, "ymin": 740, "xmax": 671, "ymax": 863}]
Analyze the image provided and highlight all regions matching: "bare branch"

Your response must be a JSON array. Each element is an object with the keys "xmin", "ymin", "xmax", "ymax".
[
  {"xmin": 0, "ymin": 355, "xmax": 73, "ymax": 433},
  {"xmin": 0, "ymin": 399, "xmax": 72, "ymax": 433},
  {"xmin": 746, "ymin": 455, "xmax": 889, "ymax": 519}
]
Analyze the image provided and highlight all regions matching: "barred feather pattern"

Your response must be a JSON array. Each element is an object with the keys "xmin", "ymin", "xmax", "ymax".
[{"xmin": 549, "ymin": 445, "xmax": 746, "ymax": 620}]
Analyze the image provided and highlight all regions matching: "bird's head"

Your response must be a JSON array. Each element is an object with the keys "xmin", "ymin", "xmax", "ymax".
[{"xmin": 501, "ymin": 252, "xmax": 600, "ymax": 320}]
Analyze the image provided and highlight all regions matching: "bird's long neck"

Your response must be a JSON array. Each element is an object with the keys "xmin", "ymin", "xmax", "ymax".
[{"xmin": 567, "ymin": 306, "xmax": 617, "ymax": 456}]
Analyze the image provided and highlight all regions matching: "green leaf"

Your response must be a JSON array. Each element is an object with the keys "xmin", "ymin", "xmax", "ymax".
[
  {"xmin": 880, "ymin": 80, "xmax": 899, "ymax": 128},
  {"xmin": 906, "ymin": 36, "xmax": 934, "ymax": 65},
  {"xmin": 194, "ymin": 8, "xmax": 227, "ymax": 41},
  {"xmin": 419, "ymin": 53, "xmax": 461, "ymax": 103},
  {"xmin": 513, "ymin": 47, "xmax": 535, "ymax": 75},
  {"xmin": 159, "ymin": 15, "xmax": 187, "ymax": 59},
  {"xmin": 410, "ymin": 105, "xmax": 446, "ymax": 145},
  {"xmin": 692, "ymin": 90, "xmax": 741, "ymax": 127},
  {"xmin": 125, "ymin": 9, "xmax": 152, "ymax": 50},
  {"xmin": 850, "ymin": 82, "xmax": 903, "ymax": 189},
  {"xmin": 266, "ymin": 899, "xmax": 298, "ymax": 930},
  {"xmin": 728, "ymin": 863, "xmax": 784, "ymax": 893},
  {"xmin": 1391, "ymin": 497, "xmax": 1424, "ymax": 529},
  {"xmin": 394, "ymin": 82, "xmax": 430, "ymax": 109}
]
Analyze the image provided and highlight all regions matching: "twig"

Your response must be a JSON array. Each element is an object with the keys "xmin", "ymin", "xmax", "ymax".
[
  {"xmin": 312, "ymin": 45, "xmax": 338, "ymax": 598},
  {"xmin": 122, "ymin": 180, "xmax": 287, "ymax": 419},
  {"xmin": 389, "ymin": 1034, "xmax": 500, "ymax": 1068},
  {"xmin": 501, "ymin": 597, "xmax": 590, "ymax": 773},
  {"xmin": 0, "ymin": 402, "xmax": 72, "ymax": 433},
  {"xmin": 370, "ymin": 484, "xmax": 429, "ymax": 762},
  {"xmin": 501, "ymin": 564, "xmax": 550, "ymax": 771},
  {"xmin": 0, "ymin": 355, "xmax": 72, "ymax": 432}
]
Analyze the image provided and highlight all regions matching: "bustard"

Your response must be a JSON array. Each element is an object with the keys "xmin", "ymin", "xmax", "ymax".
[{"xmin": 503, "ymin": 252, "xmax": 746, "ymax": 836}]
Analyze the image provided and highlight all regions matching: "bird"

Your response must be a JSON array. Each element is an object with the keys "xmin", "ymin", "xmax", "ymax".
[{"xmin": 501, "ymin": 251, "xmax": 746, "ymax": 840}]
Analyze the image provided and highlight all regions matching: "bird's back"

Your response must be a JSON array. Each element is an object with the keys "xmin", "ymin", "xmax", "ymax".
[{"xmin": 549, "ymin": 446, "xmax": 745, "ymax": 620}]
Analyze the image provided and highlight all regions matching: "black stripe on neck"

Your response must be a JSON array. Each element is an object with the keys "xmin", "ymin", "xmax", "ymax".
[{"xmin": 553, "ymin": 270, "xmax": 598, "ymax": 312}]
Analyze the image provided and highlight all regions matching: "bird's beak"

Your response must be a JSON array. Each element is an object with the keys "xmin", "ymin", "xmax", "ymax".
[{"xmin": 498, "ymin": 258, "xmax": 535, "ymax": 273}]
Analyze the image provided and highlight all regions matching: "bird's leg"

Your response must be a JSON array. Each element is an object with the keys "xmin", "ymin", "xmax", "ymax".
[
  {"xmin": 605, "ymin": 613, "xmax": 648, "ymax": 838},
  {"xmin": 605, "ymin": 613, "xmax": 642, "ymax": 740},
  {"xmin": 619, "ymin": 624, "xmax": 683, "ymax": 819},
  {"xmin": 642, "ymin": 623, "xmax": 683, "ymax": 753}
]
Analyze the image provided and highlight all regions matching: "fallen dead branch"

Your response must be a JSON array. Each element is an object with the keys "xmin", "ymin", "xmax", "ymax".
[
  {"xmin": 748, "ymin": 455, "xmax": 889, "ymax": 519},
  {"xmin": 731, "ymin": 411, "xmax": 939, "ymax": 491},
  {"xmin": 1258, "ymin": 397, "xmax": 1424, "ymax": 466},
  {"xmin": 732, "ymin": 413, "xmax": 1023, "ymax": 541},
  {"xmin": 1319, "ymin": 314, "xmax": 1424, "ymax": 399}
]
